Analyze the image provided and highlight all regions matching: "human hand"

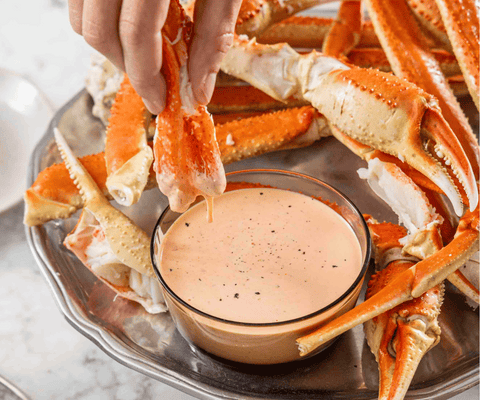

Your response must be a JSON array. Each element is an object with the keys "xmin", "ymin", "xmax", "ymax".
[{"xmin": 68, "ymin": 0, "xmax": 242, "ymax": 114}]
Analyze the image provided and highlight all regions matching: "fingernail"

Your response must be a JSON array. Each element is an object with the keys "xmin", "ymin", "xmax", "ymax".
[
  {"xmin": 198, "ymin": 72, "xmax": 217, "ymax": 105},
  {"xmin": 143, "ymin": 75, "xmax": 167, "ymax": 115},
  {"xmin": 143, "ymin": 98, "xmax": 164, "ymax": 115}
]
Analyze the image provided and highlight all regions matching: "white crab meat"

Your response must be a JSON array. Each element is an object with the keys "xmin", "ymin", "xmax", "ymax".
[
  {"xmin": 358, "ymin": 158, "xmax": 444, "ymax": 258},
  {"xmin": 64, "ymin": 211, "xmax": 167, "ymax": 314}
]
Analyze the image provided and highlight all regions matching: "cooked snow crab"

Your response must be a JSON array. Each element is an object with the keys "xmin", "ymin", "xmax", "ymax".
[
  {"xmin": 362, "ymin": 217, "xmax": 444, "ymax": 400},
  {"xmin": 24, "ymin": 0, "xmax": 478, "ymax": 398}
]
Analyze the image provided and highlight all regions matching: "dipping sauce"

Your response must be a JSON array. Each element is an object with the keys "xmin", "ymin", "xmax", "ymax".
[{"xmin": 159, "ymin": 188, "xmax": 363, "ymax": 323}]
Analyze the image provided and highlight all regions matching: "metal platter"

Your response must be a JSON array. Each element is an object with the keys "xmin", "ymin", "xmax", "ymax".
[{"xmin": 26, "ymin": 88, "xmax": 479, "ymax": 399}]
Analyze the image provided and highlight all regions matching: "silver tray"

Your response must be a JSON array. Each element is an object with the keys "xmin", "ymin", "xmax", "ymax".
[{"xmin": 26, "ymin": 89, "xmax": 479, "ymax": 399}]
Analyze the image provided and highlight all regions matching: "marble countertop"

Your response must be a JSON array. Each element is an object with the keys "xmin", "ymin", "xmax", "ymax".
[{"xmin": 0, "ymin": 0, "xmax": 478, "ymax": 399}]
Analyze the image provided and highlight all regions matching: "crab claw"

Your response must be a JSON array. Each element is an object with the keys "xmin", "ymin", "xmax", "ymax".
[
  {"xmin": 296, "ymin": 206, "xmax": 478, "ymax": 356},
  {"xmin": 366, "ymin": 263, "xmax": 443, "ymax": 400},
  {"xmin": 361, "ymin": 219, "xmax": 443, "ymax": 400},
  {"xmin": 367, "ymin": 295, "xmax": 443, "ymax": 400},
  {"xmin": 221, "ymin": 38, "xmax": 478, "ymax": 216}
]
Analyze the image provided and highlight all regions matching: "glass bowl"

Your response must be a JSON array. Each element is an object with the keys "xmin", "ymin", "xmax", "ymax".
[{"xmin": 151, "ymin": 169, "xmax": 371, "ymax": 365}]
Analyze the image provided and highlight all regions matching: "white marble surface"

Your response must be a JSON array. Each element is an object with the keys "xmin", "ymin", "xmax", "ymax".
[{"xmin": 0, "ymin": 1, "xmax": 478, "ymax": 399}]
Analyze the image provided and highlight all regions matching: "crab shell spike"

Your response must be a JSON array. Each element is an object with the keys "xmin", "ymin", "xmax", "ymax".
[
  {"xmin": 53, "ymin": 128, "xmax": 154, "ymax": 277},
  {"xmin": 221, "ymin": 38, "xmax": 477, "ymax": 216}
]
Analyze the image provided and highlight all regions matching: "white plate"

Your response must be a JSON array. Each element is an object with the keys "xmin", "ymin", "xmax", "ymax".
[{"xmin": 0, "ymin": 69, "xmax": 55, "ymax": 213}]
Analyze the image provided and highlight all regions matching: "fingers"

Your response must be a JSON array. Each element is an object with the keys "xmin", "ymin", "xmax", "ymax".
[
  {"xmin": 189, "ymin": 0, "xmax": 242, "ymax": 105},
  {"xmin": 68, "ymin": 0, "xmax": 84, "ymax": 35},
  {"xmin": 68, "ymin": 0, "xmax": 240, "ymax": 112},
  {"xmin": 81, "ymin": 0, "xmax": 124, "ymax": 70},
  {"xmin": 119, "ymin": 0, "xmax": 169, "ymax": 114}
]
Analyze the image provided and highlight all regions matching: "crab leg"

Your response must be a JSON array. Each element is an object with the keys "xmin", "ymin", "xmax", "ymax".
[
  {"xmin": 363, "ymin": 219, "xmax": 443, "ymax": 400},
  {"xmin": 322, "ymin": 0, "xmax": 363, "ymax": 59},
  {"xmin": 405, "ymin": 0, "xmax": 450, "ymax": 50},
  {"xmin": 24, "ymin": 152, "xmax": 113, "ymax": 226},
  {"xmin": 433, "ymin": 0, "xmax": 479, "ymax": 108},
  {"xmin": 256, "ymin": 14, "xmax": 457, "ymax": 50},
  {"xmin": 220, "ymin": 37, "xmax": 478, "ymax": 215},
  {"xmin": 154, "ymin": 0, "xmax": 226, "ymax": 214},
  {"xmin": 257, "ymin": 15, "xmax": 338, "ymax": 48},
  {"xmin": 217, "ymin": 106, "xmax": 329, "ymax": 164},
  {"xmin": 235, "ymin": 0, "xmax": 333, "ymax": 37},
  {"xmin": 257, "ymin": 16, "xmax": 385, "ymax": 48},
  {"xmin": 104, "ymin": 74, "xmax": 153, "ymax": 207},
  {"xmin": 296, "ymin": 204, "xmax": 478, "ymax": 356},
  {"xmin": 406, "ymin": 0, "xmax": 480, "ymax": 108},
  {"xmin": 24, "ymin": 106, "xmax": 327, "ymax": 226},
  {"xmin": 347, "ymin": 48, "xmax": 461, "ymax": 77},
  {"xmin": 53, "ymin": 128, "xmax": 166, "ymax": 314},
  {"xmin": 208, "ymin": 85, "xmax": 306, "ymax": 114},
  {"xmin": 364, "ymin": 0, "xmax": 480, "ymax": 178}
]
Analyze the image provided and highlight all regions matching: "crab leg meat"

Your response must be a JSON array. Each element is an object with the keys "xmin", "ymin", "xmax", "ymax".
[
  {"xmin": 53, "ymin": 128, "xmax": 166, "ymax": 314},
  {"xmin": 105, "ymin": 74, "xmax": 153, "ymax": 207},
  {"xmin": 154, "ymin": 0, "xmax": 225, "ymax": 214},
  {"xmin": 221, "ymin": 37, "xmax": 478, "ymax": 215}
]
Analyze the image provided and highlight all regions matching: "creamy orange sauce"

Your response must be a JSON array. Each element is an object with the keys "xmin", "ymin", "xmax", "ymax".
[{"xmin": 159, "ymin": 188, "xmax": 363, "ymax": 323}]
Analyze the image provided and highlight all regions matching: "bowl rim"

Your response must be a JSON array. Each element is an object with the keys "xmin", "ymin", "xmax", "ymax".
[{"xmin": 150, "ymin": 168, "xmax": 372, "ymax": 328}]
